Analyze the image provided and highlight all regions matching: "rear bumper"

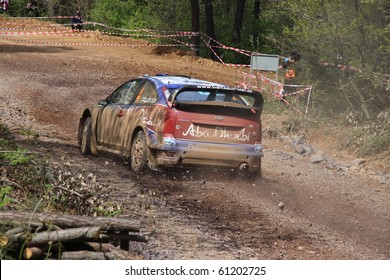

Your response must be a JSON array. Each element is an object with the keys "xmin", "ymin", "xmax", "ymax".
[{"xmin": 150, "ymin": 137, "xmax": 263, "ymax": 172}]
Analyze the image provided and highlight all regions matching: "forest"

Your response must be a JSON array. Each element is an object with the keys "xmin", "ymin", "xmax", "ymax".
[{"xmin": 2, "ymin": 0, "xmax": 390, "ymax": 157}]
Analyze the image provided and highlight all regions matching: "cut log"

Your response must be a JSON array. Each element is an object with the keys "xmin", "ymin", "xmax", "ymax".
[
  {"xmin": 23, "ymin": 243, "xmax": 64, "ymax": 260},
  {"xmin": 0, "ymin": 211, "xmax": 148, "ymax": 260},
  {"xmin": 0, "ymin": 234, "xmax": 8, "ymax": 246},
  {"xmin": 24, "ymin": 226, "xmax": 103, "ymax": 247},
  {"xmin": 5, "ymin": 227, "xmax": 25, "ymax": 237},
  {"xmin": 84, "ymin": 242, "xmax": 111, "ymax": 252},
  {"xmin": 0, "ymin": 219, "xmax": 44, "ymax": 231},
  {"xmin": 0, "ymin": 211, "xmax": 140, "ymax": 232},
  {"xmin": 62, "ymin": 241, "xmax": 110, "ymax": 252},
  {"xmin": 100, "ymin": 233, "xmax": 149, "ymax": 243},
  {"xmin": 23, "ymin": 247, "xmax": 44, "ymax": 260},
  {"xmin": 5, "ymin": 227, "xmax": 26, "ymax": 242},
  {"xmin": 61, "ymin": 251, "xmax": 106, "ymax": 260}
]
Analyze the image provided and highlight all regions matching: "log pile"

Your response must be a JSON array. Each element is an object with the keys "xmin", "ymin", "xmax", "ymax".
[{"xmin": 0, "ymin": 211, "xmax": 147, "ymax": 260}]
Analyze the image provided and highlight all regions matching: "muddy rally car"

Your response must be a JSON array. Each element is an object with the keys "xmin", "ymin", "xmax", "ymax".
[{"xmin": 78, "ymin": 74, "xmax": 264, "ymax": 176}]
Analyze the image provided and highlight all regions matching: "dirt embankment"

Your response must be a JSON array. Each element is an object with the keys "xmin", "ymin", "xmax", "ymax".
[{"xmin": 1, "ymin": 18, "xmax": 390, "ymax": 260}]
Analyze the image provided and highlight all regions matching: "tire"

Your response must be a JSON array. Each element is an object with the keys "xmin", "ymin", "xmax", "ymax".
[
  {"xmin": 81, "ymin": 117, "xmax": 92, "ymax": 155},
  {"xmin": 242, "ymin": 158, "xmax": 262, "ymax": 181},
  {"xmin": 131, "ymin": 131, "xmax": 147, "ymax": 173}
]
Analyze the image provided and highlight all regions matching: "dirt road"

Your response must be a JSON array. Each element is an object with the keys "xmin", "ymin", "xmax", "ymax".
[{"xmin": 1, "ymin": 18, "xmax": 389, "ymax": 260}]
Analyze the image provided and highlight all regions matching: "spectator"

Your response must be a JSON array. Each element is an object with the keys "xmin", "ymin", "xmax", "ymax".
[
  {"xmin": 281, "ymin": 52, "xmax": 301, "ymax": 101},
  {"xmin": 26, "ymin": 1, "xmax": 39, "ymax": 17},
  {"xmin": 282, "ymin": 51, "xmax": 301, "ymax": 69},
  {"xmin": 1, "ymin": 0, "xmax": 9, "ymax": 13},
  {"xmin": 71, "ymin": 10, "xmax": 84, "ymax": 31}
]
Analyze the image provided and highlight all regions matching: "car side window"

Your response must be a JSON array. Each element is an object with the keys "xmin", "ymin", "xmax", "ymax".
[
  {"xmin": 109, "ymin": 80, "xmax": 142, "ymax": 105},
  {"xmin": 133, "ymin": 81, "xmax": 158, "ymax": 105}
]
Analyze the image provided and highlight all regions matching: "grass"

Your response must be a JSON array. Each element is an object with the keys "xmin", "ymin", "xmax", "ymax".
[
  {"xmin": 263, "ymin": 96, "xmax": 390, "ymax": 171},
  {"xmin": 0, "ymin": 121, "xmax": 128, "ymax": 259}
]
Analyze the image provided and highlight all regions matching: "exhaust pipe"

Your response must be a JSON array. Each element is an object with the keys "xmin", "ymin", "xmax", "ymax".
[{"xmin": 238, "ymin": 163, "xmax": 249, "ymax": 172}]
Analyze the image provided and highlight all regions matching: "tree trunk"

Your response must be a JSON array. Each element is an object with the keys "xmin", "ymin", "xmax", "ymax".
[
  {"xmin": 252, "ymin": 0, "xmax": 261, "ymax": 50},
  {"xmin": 232, "ymin": 0, "xmax": 246, "ymax": 43},
  {"xmin": 190, "ymin": 0, "xmax": 200, "ymax": 56},
  {"xmin": 203, "ymin": 0, "xmax": 221, "ymax": 61},
  {"xmin": 350, "ymin": 83, "xmax": 371, "ymax": 120}
]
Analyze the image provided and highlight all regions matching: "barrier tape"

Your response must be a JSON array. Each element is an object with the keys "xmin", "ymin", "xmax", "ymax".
[
  {"xmin": 319, "ymin": 61, "xmax": 360, "ymax": 72},
  {"xmin": 0, "ymin": 30, "xmax": 197, "ymax": 40},
  {"xmin": 0, "ymin": 26, "xmax": 70, "ymax": 31},
  {"xmin": 200, "ymin": 34, "xmax": 251, "ymax": 67},
  {"xmin": 200, "ymin": 35, "xmax": 225, "ymax": 64},
  {"xmin": 76, "ymin": 21, "xmax": 182, "ymax": 34},
  {"xmin": 6, "ymin": 16, "xmax": 384, "ymax": 86},
  {"xmin": 11, "ymin": 16, "xmax": 76, "ymax": 19},
  {"xmin": 235, "ymin": 71, "xmax": 312, "ymax": 115},
  {"xmin": 257, "ymin": 74, "xmax": 284, "ymax": 87},
  {"xmin": 0, "ymin": 26, "xmax": 198, "ymax": 39},
  {"xmin": 282, "ymin": 86, "xmax": 312, "ymax": 97},
  {"xmin": 201, "ymin": 33, "xmax": 251, "ymax": 57},
  {"xmin": 1, "ymin": 17, "xmax": 253, "ymax": 68},
  {"xmin": 1, "ymin": 19, "xmax": 199, "ymax": 36},
  {"xmin": 0, "ymin": 31, "xmax": 86, "ymax": 37},
  {"xmin": 0, "ymin": 36, "xmax": 194, "ymax": 48},
  {"xmin": 319, "ymin": 61, "xmax": 390, "ymax": 82}
]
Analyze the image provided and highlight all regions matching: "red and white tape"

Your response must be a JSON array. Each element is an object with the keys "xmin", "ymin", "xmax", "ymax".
[
  {"xmin": 0, "ymin": 36, "xmax": 194, "ymax": 48},
  {"xmin": 0, "ymin": 31, "xmax": 85, "ymax": 37}
]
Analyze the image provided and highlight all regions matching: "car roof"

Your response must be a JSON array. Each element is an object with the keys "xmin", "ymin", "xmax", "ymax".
[{"xmin": 146, "ymin": 74, "xmax": 225, "ymax": 90}]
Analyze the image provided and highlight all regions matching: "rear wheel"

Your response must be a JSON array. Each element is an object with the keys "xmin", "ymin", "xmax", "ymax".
[
  {"xmin": 240, "ymin": 158, "xmax": 262, "ymax": 181},
  {"xmin": 131, "ymin": 131, "xmax": 147, "ymax": 173},
  {"xmin": 81, "ymin": 117, "xmax": 92, "ymax": 155}
]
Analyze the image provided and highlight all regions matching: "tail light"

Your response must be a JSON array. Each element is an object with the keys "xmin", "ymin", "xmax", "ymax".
[{"xmin": 162, "ymin": 107, "xmax": 176, "ymax": 137}]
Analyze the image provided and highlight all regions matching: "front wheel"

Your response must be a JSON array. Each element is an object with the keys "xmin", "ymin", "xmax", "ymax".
[
  {"xmin": 131, "ymin": 131, "xmax": 147, "ymax": 173},
  {"xmin": 80, "ymin": 117, "xmax": 92, "ymax": 155}
]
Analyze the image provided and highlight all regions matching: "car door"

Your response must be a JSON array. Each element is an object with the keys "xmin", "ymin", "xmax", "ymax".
[
  {"xmin": 119, "ymin": 80, "xmax": 160, "ymax": 153},
  {"xmin": 96, "ymin": 80, "xmax": 142, "ymax": 148}
]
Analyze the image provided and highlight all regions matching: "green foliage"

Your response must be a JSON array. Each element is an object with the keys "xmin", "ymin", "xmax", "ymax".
[
  {"xmin": 5, "ymin": 0, "xmax": 26, "ymax": 17},
  {"xmin": 0, "ymin": 149, "xmax": 32, "ymax": 166},
  {"xmin": 277, "ymin": 0, "xmax": 390, "ymax": 120},
  {"xmin": 0, "ymin": 121, "xmax": 55, "ymax": 211},
  {"xmin": 0, "ymin": 186, "xmax": 13, "ymax": 208},
  {"xmin": 360, "ymin": 131, "xmax": 390, "ymax": 156},
  {"xmin": 0, "ymin": 124, "xmax": 13, "ymax": 148},
  {"xmin": 142, "ymin": 0, "xmax": 191, "ymax": 30},
  {"xmin": 281, "ymin": 117, "xmax": 308, "ymax": 136},
  {"xmin": 91, "ymin": 0, "xmax": 142, "ymax": 28},
  {"xmin": 0, "ymin": 225, "xmax": 14, "ymax": 260},
  {"xmin": 94, "ymin": 204, "xmax": 123, "ymax": 217},
  {"xmin": 19, "ymin": 127, "xmax": 39, "ymax": 140}
]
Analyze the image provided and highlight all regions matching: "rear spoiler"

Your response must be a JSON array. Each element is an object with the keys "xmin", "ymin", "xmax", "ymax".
[{"xmin": 169, "ymin": 85, "xmax": 263, "ymax": 110}]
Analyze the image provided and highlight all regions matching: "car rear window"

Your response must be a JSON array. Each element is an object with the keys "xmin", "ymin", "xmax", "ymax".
[{"xmin": 175, "ymin": 89, "xmax": 258, "ymax": 107}]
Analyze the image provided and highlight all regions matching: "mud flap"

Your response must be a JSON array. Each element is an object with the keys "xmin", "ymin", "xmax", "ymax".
[{"xmin": 146, "ymin": 148, "xmax": 162, "ymax": 172}]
